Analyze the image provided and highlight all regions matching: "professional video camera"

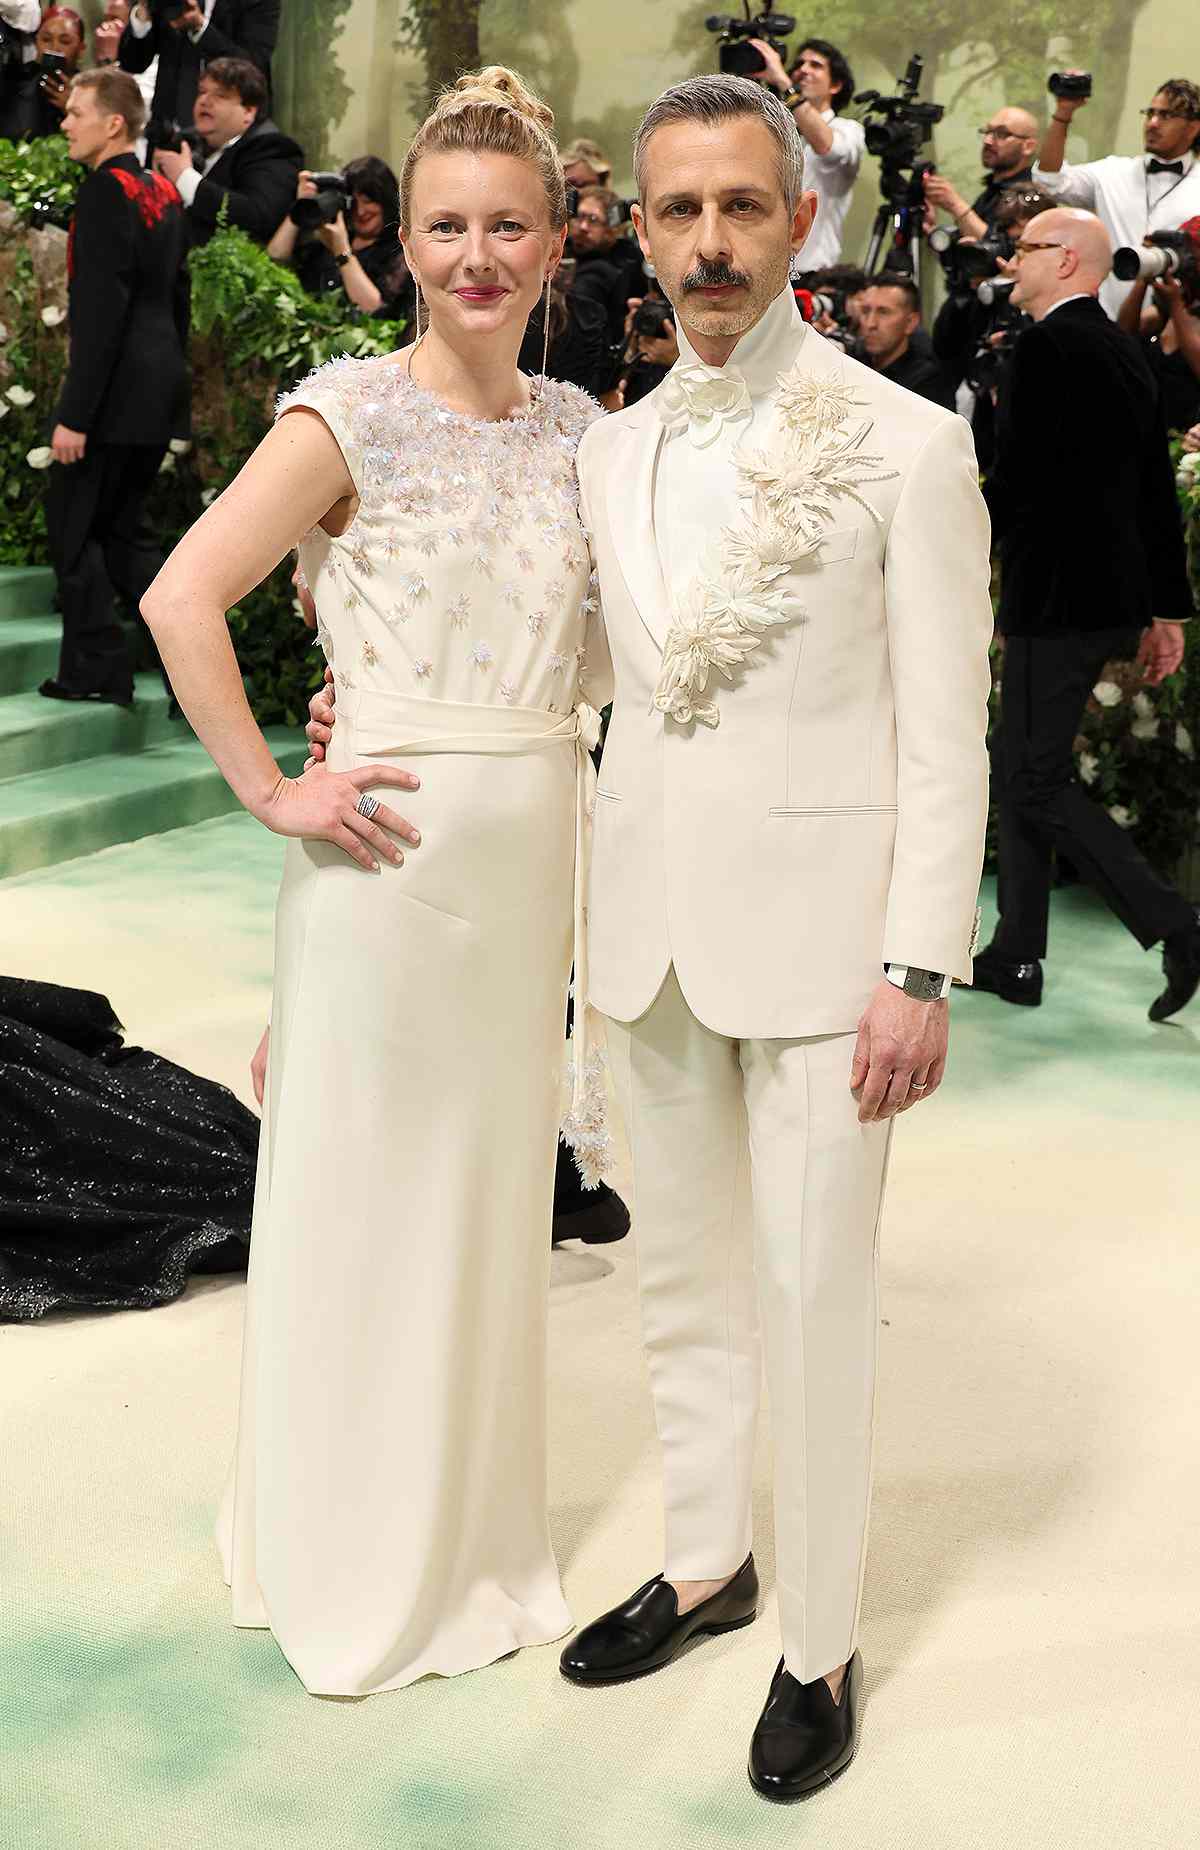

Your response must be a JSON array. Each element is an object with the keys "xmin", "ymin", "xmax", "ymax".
[
  {"xmin": 291, "ymin": 172, "xmax": 355, "ymax": 232},
  {"xmin": 929, "ymin": 223, "xmax": 1013, "ymax": 302},
  {"xmin": 1047, "ymin": 70, "xmax": 1092, "ymax": 102},
  {"xmin": 1113, "ymin": 218, "xmax": 1200, "ymax": 300},
  {"xmin": 705, "ymin": 2, "xmax": 795, "ymax": 77},
  {"xmin": 630, "ymin": 297, "xmax": 675, "ymax": 340},
  {"xmin": 857, "ymin": 55, "xmax": 945, "ymax": 287},
  {"xmin": 964, "ymin": 275, "xmax": 1025, "ymax": 395}
]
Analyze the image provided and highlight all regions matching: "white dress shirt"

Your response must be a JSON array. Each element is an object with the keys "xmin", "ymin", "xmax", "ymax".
[
  {"xmin": 1032, "ymin": 150, "xmax": 1200, "ymax": 318},
  {"xmin": 794, "ymin": 109, "xmax": 865, "ymax": 273},
  {"xmin": 652, "ymin": 284, "xmax": 948, "ymax": 989}
]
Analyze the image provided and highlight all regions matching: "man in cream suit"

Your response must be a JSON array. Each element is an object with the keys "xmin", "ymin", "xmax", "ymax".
[{"xmin": 557, "ymin": 76, "xmax": 994, "ymax": 1801}]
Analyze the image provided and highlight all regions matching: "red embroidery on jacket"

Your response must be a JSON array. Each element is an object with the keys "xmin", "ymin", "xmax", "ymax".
[{"xmin": 106, "ymin": 164, "xmax": 182, "ymax": 229}]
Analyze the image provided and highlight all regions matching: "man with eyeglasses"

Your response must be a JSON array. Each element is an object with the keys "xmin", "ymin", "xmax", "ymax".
[
  {"xmin": 974, "ymin": 206, "xmax": 1200, "ymax": 1023},
  {"xmin": 1034, "ymin": 76, "xmax": 1200, "ymax": 316},
  {"xmin": 923, "ymin": 107, "xmax": 1039, "ymax": 240}
]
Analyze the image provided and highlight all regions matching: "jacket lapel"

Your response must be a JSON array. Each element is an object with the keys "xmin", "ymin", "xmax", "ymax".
[{"xmin": 601, "ymin": 399, "xmax": 671, "ymax": 653}]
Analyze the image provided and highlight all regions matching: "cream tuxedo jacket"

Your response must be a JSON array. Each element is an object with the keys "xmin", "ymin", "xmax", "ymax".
[{"xmin": 577, "ymin": 313, "xmax": 994, "ymax": 1038}]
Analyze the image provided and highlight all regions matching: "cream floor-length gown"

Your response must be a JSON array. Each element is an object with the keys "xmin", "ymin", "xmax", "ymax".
[{"xmin": 215, "ymin": 357, "xmax": 609, "ymax": 1696}]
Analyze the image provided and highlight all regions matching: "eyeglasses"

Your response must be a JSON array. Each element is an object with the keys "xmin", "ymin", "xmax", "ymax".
[
  {"xmin": 978, "ymin": 126, "xmax": 1022, "ymax": 141},
  {"xmin": 573, "ymin": 213, "xmax": 607, "ymax": 228},
  {"xmin": 1140, "ymin": 106, "xmax": 1196, "ymax": 122},
  {"xmin": 1011, "ymin": 239, "xmax": 1067, "ymax": 262}
]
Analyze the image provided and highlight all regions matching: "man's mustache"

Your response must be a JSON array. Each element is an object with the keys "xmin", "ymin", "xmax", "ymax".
[{"xmin": 682, "ymin": 260, "xmax": 752, "ymax": 292}]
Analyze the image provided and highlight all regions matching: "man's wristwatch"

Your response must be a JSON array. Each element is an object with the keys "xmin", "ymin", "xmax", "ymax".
[
  {"xmin": 334, "ymin": 250, "xmax": 352, "ymax": 267},
  {"xmin": 781, "ymin": 88, "xmax": 806, "ymax": 110},
  {"xmin": 885, "ymin": 964, "xmax": 950, "ymax": 1001}
]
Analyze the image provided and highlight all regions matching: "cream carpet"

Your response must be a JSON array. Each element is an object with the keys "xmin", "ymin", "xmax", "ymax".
[{"xmin": 1, "ymin": 814, "xmax": 1198, "ymax": 1850}]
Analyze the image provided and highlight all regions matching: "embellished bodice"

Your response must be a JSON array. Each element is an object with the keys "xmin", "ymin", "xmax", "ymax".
[{"xmin": 278, "ymin": 356, "xmax": 604, "ymax": 712}]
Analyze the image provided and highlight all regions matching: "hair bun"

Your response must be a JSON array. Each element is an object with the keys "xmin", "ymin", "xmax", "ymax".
[{"xmin": 444, "ymin": 65, "xmax": 556, "ymax": 137}]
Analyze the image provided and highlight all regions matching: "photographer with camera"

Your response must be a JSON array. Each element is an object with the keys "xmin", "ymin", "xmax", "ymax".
[
  {"xmin": 150, "ymin": 56, "xmax": 300, "ymax": 247},
  {"xmin": 562, "ymin": 137, "xmax": 612, "ymax": 191},
  {"xmin": 612, "ymin": 290, "xmax": 679, "ymax": 409},
  {"xmin": 923, "ymin": 107, "xmax": 1038, "ymax": 241},
  {"xmin": 39, "ymin": 68, "xmax": 188, "ymax": 710},
  {"xmin": 748, "ymin": 35, "xmax": 863, "ymax": 269},
  {"xmin": 0, "ymin": 6, "xmax": 85, "ymax": 141},
  {"xmin": 857, "ymin": 273, "xmax": 954, "ymax": 408},
  {"xmin": 1034, "ymin": 75, "xmax": 1200, "ymax": 317},
  {"xmin": 568, "ymin": 184, "xmax": 648, "ymax": 346},
  {"xmin": 267, "ymin": 157, "xmax": 413, "ymax": 320},
  {"xmin": 975, "ymin": 206, "xmax": 1200, "ymax": 1021},
  {"xmin": 119, "ymin": 0, "xmax": 278, "ymax": 135},
  {"xmin": 0, "ymin": 0, "xmax": 39, "ymax": 144},
  {"xmin": 1116, "ymin": 221, "xmax": 1200, "ymax": 434},
  {"xmin": 94, "ymin": 1, "xmax": 158, "ymax": 119}
]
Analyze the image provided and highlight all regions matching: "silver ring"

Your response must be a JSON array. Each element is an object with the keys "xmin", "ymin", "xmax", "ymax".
[
  {"xmin": 355, "ymin": 792, "xmax": 380, "ymax": 821},
  {"xmin": 910, "ymin": 1081, "xmax": 927, "ymax": 1092}
]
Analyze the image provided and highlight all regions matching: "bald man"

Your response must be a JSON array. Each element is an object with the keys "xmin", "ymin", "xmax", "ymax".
[
  {"xmin": 924, "ymin": 105, "xmax": 1039, "ymax": 240},
  {"xmin": 976, "ymin": 206, "xmax": 1200, "ymax": 1022}
]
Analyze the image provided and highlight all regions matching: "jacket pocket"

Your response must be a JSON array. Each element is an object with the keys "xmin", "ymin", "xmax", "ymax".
[
  {"xmin": 767, "ymin": 803, "xmax": 898, "ymax": 817},
  {"xmin": 814, "ymin": 526, "xmax": 859, "ymax": 566}
]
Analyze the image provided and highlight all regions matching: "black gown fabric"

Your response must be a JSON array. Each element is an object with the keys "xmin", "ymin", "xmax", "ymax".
[{"xmin": 0, "ymin": 977, "xmax": 256, "ymax": 1321}]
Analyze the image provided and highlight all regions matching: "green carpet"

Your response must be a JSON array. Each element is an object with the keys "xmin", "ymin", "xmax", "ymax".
[{"xmin": 1, "ymin": 821, "xmax": 1197, "ymax": 1850}]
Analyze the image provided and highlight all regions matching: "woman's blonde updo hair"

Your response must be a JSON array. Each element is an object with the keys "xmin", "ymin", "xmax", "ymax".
[{"xmin": 399, "ymin": 66, "xmax": 568, "ymax": 235}]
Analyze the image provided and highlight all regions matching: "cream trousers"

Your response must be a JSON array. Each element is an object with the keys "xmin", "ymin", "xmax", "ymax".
[{"xmin": 606, "ymin": 966, "xmax": 894, "ymax": 1683}]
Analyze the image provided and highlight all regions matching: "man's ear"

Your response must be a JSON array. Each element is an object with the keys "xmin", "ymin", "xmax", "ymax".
[{"xmin": 630, "ymin": 201, "xmax": 653, "ymax": 265}]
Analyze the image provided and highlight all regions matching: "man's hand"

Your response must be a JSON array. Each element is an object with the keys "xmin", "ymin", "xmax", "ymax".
[
  {"xmin": 153, "ymin": 143, "xmax": 194, "ymax": 184},
  {"xmin": 923, "ymin": 172, "xmax": 968, "ymax": 220},
  {"xmin": 850, "ymin": 979, "xmax": 949, "ymax": 1123},
  {"xmin": 51, "ymin": 423, "xmax": 87, "ymax": 465},
  {"xmin": 292, "ymin": 562, "xmax": 317, "ymax": 630},
  {"xmin": 747, "ymin": 39, "xmax": 792, "ymax": 94},
  {"xmin": 168, "ymin": 0, "xmax": 205, "ymax": 32},
  {"xmin": 304, "ymin": 667, "xmax": 336, "ymax": 768},
  {"xmin": 250, "ymin": 1024, "xmax": 269, "ymax": 1106},
  {"xmin": 638, "ymin": 323, "xmax": 679, "ymax": 368},
  {"xmin": 1180, "ymin": 422, "xmax": 1200, "ymax": 453},
  {"xmin": 1136, "ymin": 619, "xmax": 1186, "ymax": 686},
  {"xmin": 94, "ymin": 18, "xmax": 123, "ymax": 60}
]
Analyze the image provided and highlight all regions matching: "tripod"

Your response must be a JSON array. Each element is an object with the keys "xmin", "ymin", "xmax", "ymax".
[{"xmin": 863, "ymin": 160, "xmax": 935, "ymax": 289}]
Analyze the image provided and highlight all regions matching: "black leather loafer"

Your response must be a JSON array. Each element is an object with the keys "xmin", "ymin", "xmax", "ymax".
[
  {"xmin": 551, "ymin": 1178, "xmax": 631, "ymax": 1246},
  {"xmin": 749, "ymin": 1650, "xmax": 862, "ymax": 1801},
  {"xmin": 1149, "ymin": 908, "xmax": 1200, "ymax": 1022},
  {"xmin": 969, "ymin": 944, "xmax": 1043, "ymax": 1006},
  {"xmin": 38, "ymin": 677, "xmax": 133, "ymax": 709},
  {"xmin": 559, "ymin": 1554, "xmax": 758, "ymax": 1685}
]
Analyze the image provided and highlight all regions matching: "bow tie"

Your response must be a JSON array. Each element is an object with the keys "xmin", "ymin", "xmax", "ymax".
[
  {"xmin": 656, "ymin": 360, "xmax": 753, "ymax": 449},
  {"xmin": 1147, "ymin": 158, "xmax": 1184, "ymax": 175}
]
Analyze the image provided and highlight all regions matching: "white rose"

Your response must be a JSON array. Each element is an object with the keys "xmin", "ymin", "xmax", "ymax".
[
  {"xmin": 1092, "ymin": 680, "xmax": 1122, "ymax": 707},
  {"xmin": 1132, "ymin": 690, "xmax": 1155, "ymax": 721},
  {"xmin": 40, "ymin": 304, "xmax": 66, "ymax": 328},
  {"xmin": 1107, "ymin": 804, "xmax": 1135, "ymax": 829},
  {"xmin": 200, "ymin": 487, "xmax": 218, "ymax": 506},
  {"xmin": 1077, "ymin": 751, "xmax": 1099, "ymax": 785},
  {"xmin": 1130, "ymin": 717, "xmax": 1160, "ymax": 741},
  {"xmin": 158, "ymin": 451, "xmax": 176, "ymax": 474},
  {"xmin": 168, "ymin": 437, "xmax": 192, "ymax": 455},
  {"xmin": 1176, "ymin": 723, "xmax": 1194, "ymax": 758},
  {"xmin": 7, "ymin": 385, "xmax": 35, "ymax": 407},
  {"xmin": 26, "ymin": 446, "xmax": 53, "ymax": 469},
  {"xmin": 1179, "ymin": 450, "xmax": 1200, "ymax": 473}
]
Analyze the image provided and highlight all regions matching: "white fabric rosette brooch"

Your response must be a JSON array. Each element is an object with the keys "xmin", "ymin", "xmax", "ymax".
[{"xmin": 656, "ymin": 361, "xmax": 753, "ymax": 449}]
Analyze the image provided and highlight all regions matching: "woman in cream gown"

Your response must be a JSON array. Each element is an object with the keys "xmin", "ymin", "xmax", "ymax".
[{"xmin": 142, "ymin": 69, "xmax": 612, "ymax": 1696}]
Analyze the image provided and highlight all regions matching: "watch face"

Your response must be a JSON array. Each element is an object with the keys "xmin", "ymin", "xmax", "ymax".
[{"xmin": 904, "ymin": 969, "xmax": 944, "ymax": 1000}]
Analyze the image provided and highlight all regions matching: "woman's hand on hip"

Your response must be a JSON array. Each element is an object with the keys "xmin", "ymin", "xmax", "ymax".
[{"xmin": 259, "ymin": 760, "xmax": 421, "ymax": 872}]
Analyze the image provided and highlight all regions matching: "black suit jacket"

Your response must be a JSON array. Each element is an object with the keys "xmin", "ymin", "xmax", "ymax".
[
  {"xmin": 56, "ymin": 153, "xmax": 190, "ymax": 447},
  {"xmin": 186, "ymin": 118, "xmax": 303, "ymax": 245},
  {"xmin": 984, "ymin": 296, "xmax": 1193, "ymax": 635},
  {"xmin": 118, "ymin": 0, "xmax": 280, "ymax": 128}
]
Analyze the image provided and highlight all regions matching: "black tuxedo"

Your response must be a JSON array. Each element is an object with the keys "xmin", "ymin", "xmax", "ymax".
[
  {"xmin": 981, "ymin": 296, "xmax": 1195, "ymax": 961},
  {"xmin": 46, "ymin": 154, "xmax": 189, "ymax": 702},
  {"xmin": 118, "ymin": 0, "xmax": 280, "ymax": 130},
  {"xmin": 185, "ymin": 118, "xmax": 303, "ymax": 246}
]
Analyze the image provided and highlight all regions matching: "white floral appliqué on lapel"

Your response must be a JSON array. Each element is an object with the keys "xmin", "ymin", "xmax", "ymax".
[{"xmin": 652, "ymin": 363, "xmax": 898, "ymax": 728}]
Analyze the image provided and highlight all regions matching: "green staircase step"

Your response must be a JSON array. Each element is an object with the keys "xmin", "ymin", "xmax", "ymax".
[
  {"xmin": 0, "ymin": 567, "xmax": 55, "ymax": 623},
  {"xmin": 0, "ymin": 727, "xmax": 307, "ymax": 878},
  {"xmin": 0, "ymin": 674, "xmax": 176, "ymax": 782},
  {"xmin": 0, "ymin": 615, "xmax": 63, "ymax": 695}
]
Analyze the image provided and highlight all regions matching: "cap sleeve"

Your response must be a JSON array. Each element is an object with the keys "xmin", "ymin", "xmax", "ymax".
[{"xmin": 275, "ymin": 359, "xmax": 367, "ymax": 499}]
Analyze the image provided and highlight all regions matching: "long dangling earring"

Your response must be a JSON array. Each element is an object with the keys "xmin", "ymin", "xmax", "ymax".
[
  {"xmin": 411, "ymin": 272, "xmax": 426, "ymax": 358},
  {"xmin": 539, "ymin": 268, "xmax": 553, "ymax": 398}
]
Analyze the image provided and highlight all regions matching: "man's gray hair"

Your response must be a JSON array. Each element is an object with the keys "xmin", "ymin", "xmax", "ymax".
[{"xmin": 633, "ymin": 74, "xmax": 805, "ymax": 212}]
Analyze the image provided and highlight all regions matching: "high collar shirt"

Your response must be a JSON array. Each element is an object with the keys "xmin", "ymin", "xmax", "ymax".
[
  {"xmin": 793, "ymin": 109, "xmax": 866, "ymax": 273},
  {"xmin": 1031, "ymin": 149, "xmax": 1200, "ymax": 317}
]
